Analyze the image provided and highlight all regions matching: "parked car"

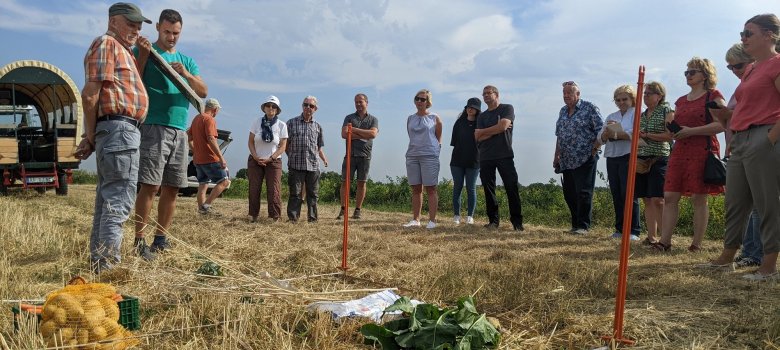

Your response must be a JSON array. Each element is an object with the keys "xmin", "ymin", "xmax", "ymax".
[{"xmin": 179, "ymin": 129, "xmax": 233, "ymax": 196}]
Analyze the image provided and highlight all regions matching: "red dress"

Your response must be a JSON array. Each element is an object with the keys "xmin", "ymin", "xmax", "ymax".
[{"xmin": 664, "ymin": 90, "xmax": 725, "ymax": 196}]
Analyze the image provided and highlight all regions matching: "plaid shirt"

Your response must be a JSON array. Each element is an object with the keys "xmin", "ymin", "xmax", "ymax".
[
  {"xmin": 286, "ymin": 115, "xmax": 324, "ymax": 171},
  {"xmin": 84, "ymin": 32, "xmax": 148, "ymax": 121}
]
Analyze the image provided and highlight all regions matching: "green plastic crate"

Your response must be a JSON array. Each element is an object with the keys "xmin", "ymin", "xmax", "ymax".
[
  {"xmin": 118, "ymin": 295, "xmax": 140, "ymax": 330},
  {"xmin": 10, "ymin": 294, "xmax": 140, "ymax": 331}
]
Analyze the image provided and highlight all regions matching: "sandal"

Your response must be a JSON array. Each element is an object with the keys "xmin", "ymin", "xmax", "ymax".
[
  {"xmin": 687, "ymin": 245, "xmax": 701, "ymax": 253},
  {"xmin": 642, "ymin": 237, "xmax": 658, "ymax": 246},
  {"xmin": 649, "ymin": 241, "xmax": 671, "ymax": 252}
]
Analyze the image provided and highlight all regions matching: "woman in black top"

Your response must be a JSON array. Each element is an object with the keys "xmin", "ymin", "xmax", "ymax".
[{"xmin": 450, "ymin": 97, "xmax": 481, "ymax": 225}]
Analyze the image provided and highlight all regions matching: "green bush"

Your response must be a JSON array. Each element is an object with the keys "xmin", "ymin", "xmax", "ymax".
[{"xmin": 71, "ymin": 170, "xmax": 97, "ymax": 184}]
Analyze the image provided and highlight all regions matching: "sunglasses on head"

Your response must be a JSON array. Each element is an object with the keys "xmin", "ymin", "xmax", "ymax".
[
  {"xmin": 414, "ymin": 97, "xmax": 427, "ymax": 102},
  {"xmin": 302, "ymin": 103, "xmax": 316, "ymax": 109},
  {"xmin": 684, "ymin": 70, "xmax": 701, "ymax": 77},
  {"xmin": 562, "ymin": 81, "xmax": 578, "ymax": 87},
  {"xmin": 727, "ymin": 62, "xmax": 747, "ymax": 70}
]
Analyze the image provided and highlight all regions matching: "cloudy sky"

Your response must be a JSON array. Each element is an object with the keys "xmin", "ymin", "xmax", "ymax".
[{"xmin": 1, "ymin": 0, "xmax": 778, "ymax": 185}]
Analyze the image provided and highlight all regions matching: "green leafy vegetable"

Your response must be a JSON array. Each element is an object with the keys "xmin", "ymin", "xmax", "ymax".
[{"xmin": 360, "ymin": 296, "xmax": 500, "ymax": 350}]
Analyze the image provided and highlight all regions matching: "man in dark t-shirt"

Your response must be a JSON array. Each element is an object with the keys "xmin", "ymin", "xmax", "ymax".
[
  {"xmin": 337, "ymin": 93, "xmax": 379, "ymax": 220},
  {"xmin": 474, "ymin": 85, "xmax": 524, "ymax": 231}
]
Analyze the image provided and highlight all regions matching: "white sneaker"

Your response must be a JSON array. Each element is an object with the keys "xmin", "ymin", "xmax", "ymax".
[
  {"xmin": 403, "ymin": 219, "xmax": 421, "ymax": 228},
  {"xmin": 453, "ymin": 215, "xmax": 461, "ymax": 225},
  {"xmin": 426, "ymin": 220, "xmax": 436, "ymax": 229},
  {"xmin": 466, "ymin": 216, "xmax": 474, "ymax": 224}
]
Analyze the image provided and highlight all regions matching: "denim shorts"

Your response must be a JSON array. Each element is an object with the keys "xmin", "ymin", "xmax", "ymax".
[{"xmin": 195, "ymin": 162, "xmax": 228, "ymax": 184}]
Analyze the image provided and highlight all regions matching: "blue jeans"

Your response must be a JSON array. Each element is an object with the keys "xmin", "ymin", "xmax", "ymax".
[
  {"xmin": 740, "ymin": 209, "xmax": 763, "ymax": 263},
  {"xmin": 606, "ymin": 155, "xmax": 640, "ymax": 236},
  {"xmin": 451, "ymin": 166, "xmax": 479, "ymax": 217},
  {"xmin": 90, "ymin": 120, "xmax": 141, "ymax": 271}
]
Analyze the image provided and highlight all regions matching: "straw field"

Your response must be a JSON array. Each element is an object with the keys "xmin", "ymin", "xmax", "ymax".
[{"xmin": 1, "ymin": 185, "xmax": 779, "ymax": 349}]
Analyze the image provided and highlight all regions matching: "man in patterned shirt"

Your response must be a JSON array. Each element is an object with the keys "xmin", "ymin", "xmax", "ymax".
[
  {"xmin": 286, "ymin": 96, "xmax": 329, "ymax": 223},
  {"xmin": 76, "ymin": 2, "xmax": 151, "ymax": 273},
  {"xmin": 554, "ymin": 81, "xmax": 604, "ymax": 235}
]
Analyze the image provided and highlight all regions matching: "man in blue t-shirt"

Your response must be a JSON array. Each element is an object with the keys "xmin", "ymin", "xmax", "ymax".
[
  {"xmin": 475, "ymin": 85, "xmax": 524, "ymax": 231},
  {"xmin": 132, "ymin": 9, "xmax": 208, "ymax": 259}
]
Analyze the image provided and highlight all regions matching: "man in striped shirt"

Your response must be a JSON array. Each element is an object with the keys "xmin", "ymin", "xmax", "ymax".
[{"xmin": 76, "ymin": 2, "xmax": 151, "ymax": 273}]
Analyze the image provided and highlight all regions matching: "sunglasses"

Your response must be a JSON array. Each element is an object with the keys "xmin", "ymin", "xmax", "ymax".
[
  {"xmin": 414, "ymin": 97, "xmax": 427, "ymax": 102},
  {"xmin": 562, "ymin": 81, "xmax": 578, "ymax": 87},
  {"xmin": 740, "ymin": 30, "xmax": 754, "ymax": 38},
  {"xmin": 684, "ymin": 70, "xmax": 701, "ymax": 77},
  {"xmin": 727, "ymin": 62, "xmax": 747, "ymax": 70},
  {"xmin": 302, "ymin": 103, "xmax": 317, "ymax": 109},
  {"xmin": 614, "ymin": 98, "xmax": 630, "ymax": 102}
]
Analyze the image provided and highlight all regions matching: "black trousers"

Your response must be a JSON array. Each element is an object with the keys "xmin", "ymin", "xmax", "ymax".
[
  {"xmin": 561, "ymin": 155, "xmax": 598, "ymax": 230},
  {"xmin": 287, "ymin": 168, "xmax": 320, "ymax": 222},
  {"xmin": 479, "ymin": 157, "xmax": 523, "ymax": 228}
]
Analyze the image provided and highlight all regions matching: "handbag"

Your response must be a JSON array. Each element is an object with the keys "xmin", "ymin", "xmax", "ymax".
[
  {"xmin": 635, "ymin": 157, "xmax": 657, "ymax": 174},
  {"xmin": 702, "ymin": 92, "xmax": 727, "ymax": 185}
]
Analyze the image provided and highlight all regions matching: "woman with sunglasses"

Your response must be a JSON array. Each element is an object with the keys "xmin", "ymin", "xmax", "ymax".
[
  {"xmin": 450, "ymin": 97, "xmax": 481, "ymax": 225},
  {"xmin": 403, "ymin": 89, "xmax": 443, "ymax": 229},
  {"xmin": 636, "ymin": 82, "xmax": 674, "ymax": 246},
  {"xmin": 598, "ymin": 85, "xmax": 640, "ymax": 241},
  {"xmin": 247, "ymin": 95, "xmax": 288, "ymax": 223},
  {"xmin": 706, "ymin": 14, "xmax": 780, "ymax": 281},
  {"xmin": 650, "ymin": 57, "xmax": 726, "ymax": 252},
  {"xmin": 719, "ymin": 43, "xmax": 763, "ymax": 269}
]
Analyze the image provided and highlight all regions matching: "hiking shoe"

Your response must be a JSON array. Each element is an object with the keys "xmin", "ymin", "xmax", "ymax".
[
  {"xmin": 426, "ymin": 220, "xmax": 436, "ymax": 229},
  {"xmin": 572, "ymin": 228, "xmax": 589, "ymax": 235},
  {"xmin": 352, "ymin": 208, "xmax": 361, "ymax": 219},
  {"xmin": 199, "ymin": 205, "xmax": 222, "ymax": 216},
  {"xmin": 484, "ymin": 222, "xmax": 499, "ymax": 229},
  {"xmin": 135, "ymin": 241, "xmax": 157, "ymax": 261},
  {"xmin": 742, "ymin": 271, "xmax": 779, "ymax": 281},
  {"xmin": 513, "ymin": 224, "xmax": 524, "ymax": 231},
  {"xmin": 735, "ymin": 258, "xmax": 761, "ymax": 268},
  {"xmin": 149, "ymin": 239, "xmax": 170, "ymax": 254},
  {"xmin": 403, "ymin": 219, "xmax": 421, "ymax": 228},
  {"xmin": 466, "ymin": 216, "xmax": 474, "ymax": 225},
  {"xmin": 336, "ymin": 208, "xmax": 344, "ymax": 220},
  {"xmin": 453, "ymin": 215, "xmax": 461, "ymax": 225}
]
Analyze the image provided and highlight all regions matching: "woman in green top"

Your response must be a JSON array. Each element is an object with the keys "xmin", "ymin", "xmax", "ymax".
[{"xmin": 635, "ymin": 81, "xmax": 674, "ymax": 245}]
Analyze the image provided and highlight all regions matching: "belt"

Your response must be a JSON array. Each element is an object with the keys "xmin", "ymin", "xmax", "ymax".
[
  {"xmin": 97, "ymin": 115, "xmax": 140, "ymax": 128},
  {"xmin": 732, "ymin": 124, "xmax": 770, "ymax": 134}
]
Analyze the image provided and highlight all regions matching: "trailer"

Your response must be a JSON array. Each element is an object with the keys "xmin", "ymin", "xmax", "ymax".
[{"xmin": 0, "ymin": 60, "xmax": 83, "ymax": 195}]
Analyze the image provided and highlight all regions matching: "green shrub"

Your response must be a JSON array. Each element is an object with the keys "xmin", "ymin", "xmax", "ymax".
[{"xmin": 71, "ymin": 170, "xmax": 97, "ymax": 184}]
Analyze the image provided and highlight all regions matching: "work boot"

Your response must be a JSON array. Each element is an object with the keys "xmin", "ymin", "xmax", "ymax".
[{"xmin": 134, "ymin": 238, "xmax": 156, "ymax": 261}]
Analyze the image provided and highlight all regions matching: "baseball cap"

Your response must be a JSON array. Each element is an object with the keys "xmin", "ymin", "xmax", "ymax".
[{"xmin": 109, "ymin": 2, "xmax": 152, "ymax": 24}]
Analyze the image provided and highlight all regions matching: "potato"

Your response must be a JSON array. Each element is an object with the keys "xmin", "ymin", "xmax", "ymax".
[
  {"xmin": 89, "ymin": 326, "xmax": 108, "ymax": 342},
  {"xmin": 101, "ymin": 298, "xmax": 120, "ymax": 321},
  {"xmin": 81, "ymin": 309, "xmax": 106, "ymax": 328},
  {"xmin": 77, "ymin": 329, "xmax": 90, "ymax": 344},
  {"xmin": 103, "ymin": 321, "xmax": 122, "ymax": 337},
  {"xmin": 39, "ymin": 320, "xmax": 57, "ymax": 338},
  {"xmin": 58, "ymin": 327, "xmax": 75, "ymax": 341},
  {"xmin": 41, "ymin": 304, "xmax": 59, "ymax": 321},
  {"xmin": 53, "ymin": 307, "xmax": 68, "ymax": 325}
]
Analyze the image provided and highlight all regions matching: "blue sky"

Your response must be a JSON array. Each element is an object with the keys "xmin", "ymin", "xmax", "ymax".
[{"xmin": 1, "ymin": 0, "xmax": 778, "ymax": 185}]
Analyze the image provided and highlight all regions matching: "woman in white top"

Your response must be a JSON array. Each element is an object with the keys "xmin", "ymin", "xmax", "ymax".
[
  {"xmin": 403, "ymin": 89, "xmax": 443, "ymax": 229},
  {"xmin": 248, "ymin": 95, "xmax": 288, "ymax": 222},
  {"xmin": 599, "ymin": 85, "xmax": 641, "ymax": 241}
]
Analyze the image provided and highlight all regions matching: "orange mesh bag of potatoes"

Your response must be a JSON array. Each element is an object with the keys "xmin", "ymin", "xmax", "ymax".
[{"xmin": 40, "ymin": 276, "xmax": 139, "ymax": 349}]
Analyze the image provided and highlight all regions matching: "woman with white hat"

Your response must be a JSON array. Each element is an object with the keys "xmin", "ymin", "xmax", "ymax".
[{"xmin": 248, "ymin": 95, "xmax": 288, "ymax": 222}]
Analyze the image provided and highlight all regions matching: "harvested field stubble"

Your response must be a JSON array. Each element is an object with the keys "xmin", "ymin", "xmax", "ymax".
[{"xmin": 0, "ymin": 185, "xmax": 778, "ymax": 349}]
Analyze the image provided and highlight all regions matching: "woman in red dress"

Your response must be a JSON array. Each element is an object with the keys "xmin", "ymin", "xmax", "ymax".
[{"xmin": 651, "ymin": 57, "xmax": 726, "ymax": 252}]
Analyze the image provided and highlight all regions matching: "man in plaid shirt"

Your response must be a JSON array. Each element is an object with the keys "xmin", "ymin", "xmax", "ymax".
[
  {"xmin": 75, "ymin": 2, "xmax": 151, "ymax": 273},
  {"xmin": 286, "ymin": 96, "xmax": 329, "ymax": 222}
]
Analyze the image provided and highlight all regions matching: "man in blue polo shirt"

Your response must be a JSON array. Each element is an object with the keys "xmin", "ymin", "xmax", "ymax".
[{"xmin": 133, "ymin": 8, "xmax": 208, "ymax": 259}]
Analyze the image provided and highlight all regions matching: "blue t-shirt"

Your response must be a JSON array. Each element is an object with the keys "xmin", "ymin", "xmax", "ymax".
[{"xmin": 133, "ymin": 43, "xmax": 199, "ymax": 130}]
